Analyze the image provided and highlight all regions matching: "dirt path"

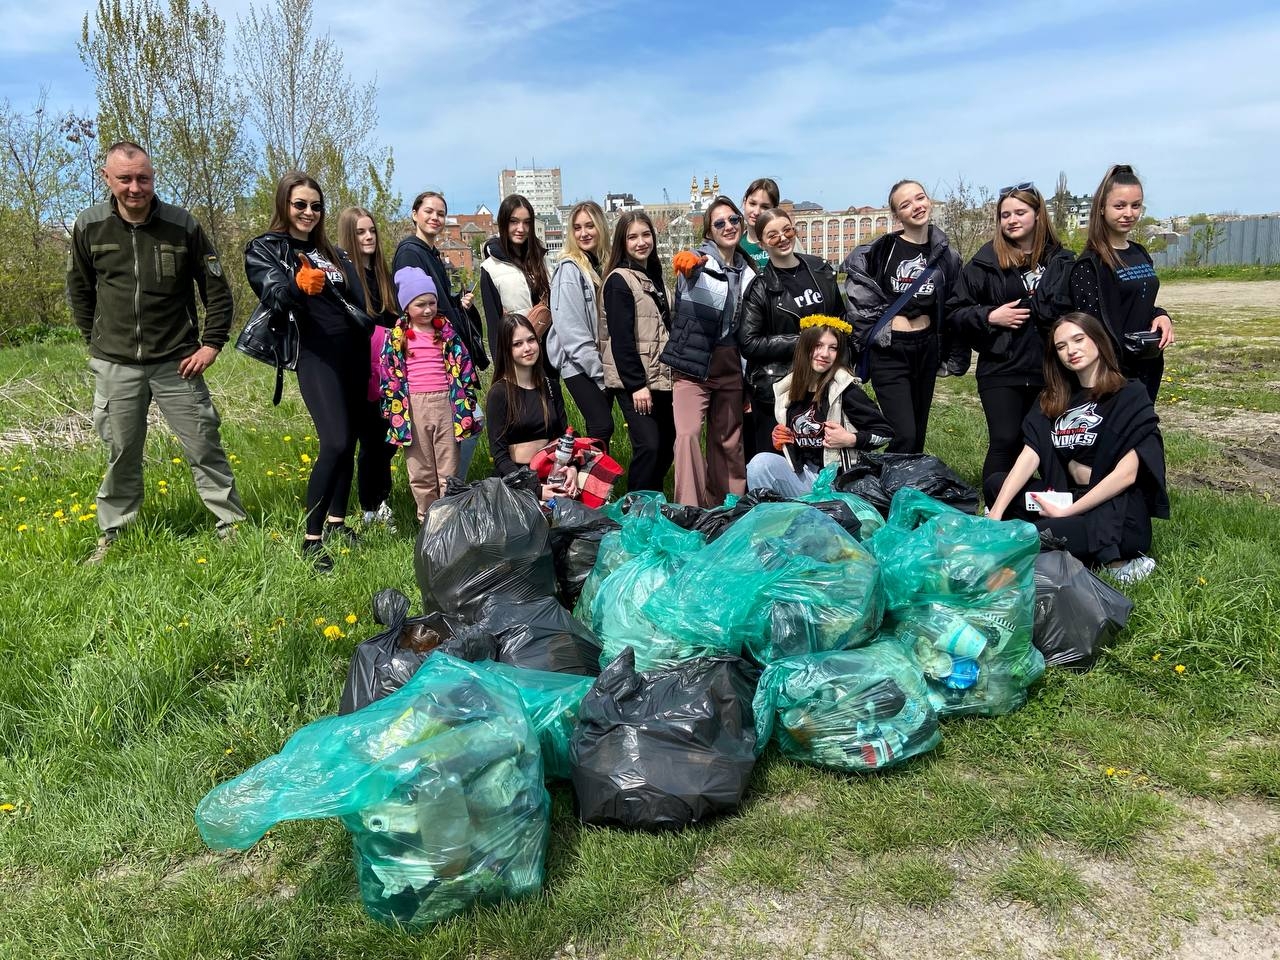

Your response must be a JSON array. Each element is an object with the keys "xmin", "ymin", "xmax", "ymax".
[{"xmin": 1159, "ymin": 280, "xmax": 1280, "ymax": 315}]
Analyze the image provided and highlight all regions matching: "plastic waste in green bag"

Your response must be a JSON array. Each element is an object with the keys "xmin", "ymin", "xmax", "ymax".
[
  {"xmin": 803, "ymin": 463, "xmax": 884, "ymax": 539},
  {"xmin": 468, "ymin": 661, "xmax": 593, "ymax": 781},
  {"xmin": 753, "ymin": 641, "xmax": 941, "ymax": 771},
  {"xmin": 579, "ymin": 495, "xmax": 707, "ymax": 672},
  {"xmin": 647, "ymin": 502, "xmax": 884, "ymax": 665},
  {"xmin": 870, "ymin": 488, "xmax": 1045, "ymax": 717},
  {"xmin": 195, "ymin": 654, "xmax": 549, "ymax": 928}
]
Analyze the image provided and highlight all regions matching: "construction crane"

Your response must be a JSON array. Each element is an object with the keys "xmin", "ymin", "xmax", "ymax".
[{"xmin": 663, "ymin": 187, "xmax": 671, "ymax": 206}]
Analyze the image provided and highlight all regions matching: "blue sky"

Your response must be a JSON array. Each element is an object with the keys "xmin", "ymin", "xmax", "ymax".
[{"xmin": 3, "ymin": 0, "xmax": 1279, "ymax": 218}]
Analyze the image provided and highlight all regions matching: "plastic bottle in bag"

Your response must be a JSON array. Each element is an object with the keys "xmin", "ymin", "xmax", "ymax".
[{"xmin": 547, "ymin": 428, "xmax": 575, "ymax": 487}]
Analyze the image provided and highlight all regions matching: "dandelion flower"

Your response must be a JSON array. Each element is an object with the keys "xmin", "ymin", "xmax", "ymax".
[
  {"xmin": 17, "ymin": 496, "xmax": 26, "ymax": 503},
  {"xmin": 323, "ymin": 625, "xmax": 345, "ymax": 640},
  {"xmin": 224, "ymin": 747, "xmax": 234, "ymax": 755},
  {"xmin": 1174, "ymin": 664, "xmax": 1186, "ymax": 674},
  {"xmin": 0, "ymin": 803, "xmax": 15, "ymax": 813},
  {"xmin": 283, "ymin": 435, "xmax": 292, "ymax": 442},
  {"xmin": 300, "ymin": 453, "xmax": 312, "ymax": 464},
  {"xmin": 172, "ymin": 457, "xmax": 182, "ymax": 464},
  {"xmin": 1152, "ymin": 653, "xmax": 1162, "ymax": 662},
  {"xmin": 53, "ymin": 509, "xmax": 64, "ymax": 519},
  {"xmin": 1105, "ymin": 767, "xmax": 1116, "ymax": 777},
  {"xmin": 1197, "ymin": 577, "xmax": 1207, "ymax": 586},
  {"xmin": 196, "ymin": 557, "xmax": 207, "ymax": 565},
  {"xmin": 314, "ymin": 617, "xmax": 327, "ymax": 626},
  {"xmin": 345, "ymin": 613, "xmax": 358, "ymax": 625}
]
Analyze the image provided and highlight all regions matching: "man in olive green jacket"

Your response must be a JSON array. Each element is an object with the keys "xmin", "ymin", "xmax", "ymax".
[{"xmin": 67, "ymin": 141, "xmax": 246, "ymax": 563}]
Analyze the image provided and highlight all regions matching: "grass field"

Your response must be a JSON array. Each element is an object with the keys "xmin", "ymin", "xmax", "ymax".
[{"xmin": 0, "ymin": 281, "xmax": 1276, "ymax": 959}]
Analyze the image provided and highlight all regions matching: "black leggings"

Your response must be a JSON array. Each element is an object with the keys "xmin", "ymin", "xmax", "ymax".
[
  {"xmin": 978, "ymin": 383, "xmax": 1041, "ymax": 493},
  {"xmin": 614, "ymin": 388, "xmax": 675, "ymax": 493},
  {"xmin": 296, "ymin": 341, "xmax": 367, "ymax": 536},
  {"xmin": 1123, "ymin": 354, "xmax": 1164, "ymax": 403},
  {"xmin": 563, "ymin": 373, "xmax": 616, "ymax": 454},
  {"xmin": 356, "ymin": 397, "xmax": 398, "ymax": 512},
  {"xmin": 870, "ymin": 328, "xmax": 939, "ymax": 455}
]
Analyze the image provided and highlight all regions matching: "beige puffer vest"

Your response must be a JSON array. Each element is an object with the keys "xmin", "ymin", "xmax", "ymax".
[{"xmin": 599, "ymin": 267, "xmax": 673, "ymax": 392}]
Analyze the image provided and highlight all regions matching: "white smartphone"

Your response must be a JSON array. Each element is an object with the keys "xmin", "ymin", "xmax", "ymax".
[{"xmin": 1025, "ymin": 490, "xmax": 1073, "ymax": 513}]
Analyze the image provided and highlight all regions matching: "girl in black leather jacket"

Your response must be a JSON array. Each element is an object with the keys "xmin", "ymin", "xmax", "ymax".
[
  {"xmin": 245, "ymin": 172, "xmax": 368, "ymax": 569},
  {"xmin": 738, "ymin": 207, "xmax": 843, "ymax": 458}
]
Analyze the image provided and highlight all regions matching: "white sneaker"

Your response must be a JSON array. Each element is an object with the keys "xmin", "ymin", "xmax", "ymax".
[
  {"xmin": 1109, "ymin": 556, "xmax": 1156, "ymax": 585},
  {"xmin": 364, "ymin": 500, "xmax": 397, "ymax": 533}
]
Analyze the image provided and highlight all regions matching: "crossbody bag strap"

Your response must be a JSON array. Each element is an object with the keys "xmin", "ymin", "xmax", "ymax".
[{"xmin": 857, "ymin": 243, "xmax": 949, "ymax": 379}]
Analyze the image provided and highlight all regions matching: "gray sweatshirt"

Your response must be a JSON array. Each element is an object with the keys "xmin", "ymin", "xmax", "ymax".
[{"xmin": 547, "ymin": 257, "xmax": 605, "ymax": 385}]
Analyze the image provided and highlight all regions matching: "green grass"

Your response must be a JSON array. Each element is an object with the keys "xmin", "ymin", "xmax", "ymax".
[
  {"xmin": 0, "ymin": 295, "xmax": 1278, "ymax": 958},
  {"xmin": 1157, "ymin": 264, "xmax": 1280, "ymax": 281}
]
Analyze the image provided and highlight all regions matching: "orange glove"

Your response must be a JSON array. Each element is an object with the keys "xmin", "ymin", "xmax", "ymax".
[
  {"xmin": 771, "ymin": 424, "xmax": 796, "ymax": 451},
  {"xmin": 294, "ymin": 254, "xmax": 326, "ymax": 295},
  {"xmin": 672, "ymin": 250, "xmax": 707, "ymax": 277}
]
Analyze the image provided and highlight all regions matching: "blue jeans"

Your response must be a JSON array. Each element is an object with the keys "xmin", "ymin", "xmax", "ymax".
[{"xmin": 746, "ymin": 453, "xmax": 818, "ymax": 498}]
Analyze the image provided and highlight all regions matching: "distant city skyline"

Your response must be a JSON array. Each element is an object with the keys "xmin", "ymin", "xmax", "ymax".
[{"xmin": 3, "ymin": 0, "xmax": 1278, "ymax": 219}]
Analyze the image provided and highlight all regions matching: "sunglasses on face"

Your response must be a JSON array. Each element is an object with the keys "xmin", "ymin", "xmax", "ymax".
[
  {"xmin": 712, "ymin": 215, "xmax": 742, "ymax": 230},
  {"xmin": 763, "ymin": 225, "xmax": 796, "ymax": 243},
  {"xmin": 290, "ymin": 200, "xmax": 324, "ymax": 213},
  {"xmin": 998, "ymin": 181, "xmax": 1036, "ymax": 199}
]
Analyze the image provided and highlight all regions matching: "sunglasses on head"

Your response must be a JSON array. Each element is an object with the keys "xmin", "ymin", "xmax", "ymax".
[
  {"xmin": 290, "ymin": 200, "xmax": 324, "ymax": 212},
  {"xmin": 712, "ymin": 214, "xmax": 742, "ymax": 230},
  {"xmin": 998, "ymin": 181, "xmax": 1036, "ymax": 199}
]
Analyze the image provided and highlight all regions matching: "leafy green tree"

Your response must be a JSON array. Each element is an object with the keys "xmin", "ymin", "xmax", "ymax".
[
  {"xmin": 234, "ymin": 0, "xmax": 398, "ymax": 219},
  {"xmin": 79, "ymin": 0, "xmax": 253, "ymax": 249},
  {"xmin": 0, "ymin": 91, "xmax": 81, "ymax": 342}
]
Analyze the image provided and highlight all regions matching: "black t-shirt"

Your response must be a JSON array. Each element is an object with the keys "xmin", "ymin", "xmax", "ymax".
[
  {"xmin": 785, "ymin": 393, "xmax": 828, "ymax": 471},
  {"xmin": 775, "ymin": 261, "xmax": 831, "ymax": 317},
  {"xmin": 1113, "ymin": 244, "xmax": 1161, "ymax": 336},
  {"xmin": 484, "ymin": 379, "xmax": 568, "ymax": 477},
  {"xmin": 288, "ymin": 236, "xmax": 353, "ymax": 338},
  {"xmin": 1020, "ymin": 263, "xmax": 1045, "ymax": 295},
  {"xmin": 1051, "ymin": 389, "xmax": 1107, "ymax": 468},
  {"xmin": 880, "ymin": 237, "xmax": 938, "ymax": 320}
]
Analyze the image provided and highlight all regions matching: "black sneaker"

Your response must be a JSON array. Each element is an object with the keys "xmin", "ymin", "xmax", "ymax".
[
  {"xmin": 323, "ymin": 521, "xmax": 359, "ymax": 546},
  {"xmin": 302, "ymin": 538, "xmax": 334, "ymax": 572}
]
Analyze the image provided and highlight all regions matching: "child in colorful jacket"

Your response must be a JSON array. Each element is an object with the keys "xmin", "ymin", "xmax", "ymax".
[{"xmin": 379, "ymin": 267, "xmax": 481, "ymax": 520}]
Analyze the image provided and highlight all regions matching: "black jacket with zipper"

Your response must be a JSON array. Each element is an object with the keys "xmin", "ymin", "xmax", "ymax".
[
  {"xmin": 243, "ymin": 231, "xmax": 366, "ymax": 340},
  {"xmin": 67, "ymin": 196, "xmax": 233, "ymax": 364},
  {"xmin": 949, "ymin": 240, "xmax": 1075, "ymax": 389},
  {"xmin": 738, "ymin": 253, "xmax": 841, "ymax": 406},
  {"xmin": 392, "ymin": 235, "xmax": 489, "ymax": 369}
]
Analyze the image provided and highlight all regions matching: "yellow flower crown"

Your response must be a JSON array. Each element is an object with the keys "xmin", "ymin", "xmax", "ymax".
[{"xmin": 799, "ymin": 314, "xmax": 852, "ymax": 335}]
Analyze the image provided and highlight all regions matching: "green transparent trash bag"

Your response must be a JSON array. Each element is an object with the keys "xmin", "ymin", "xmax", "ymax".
[
  {"xmin": 803, "ymin": 463, "xmax": 885, "ymax": 539},
  {"xmin": 645, "ymin": 502, "xmax": 884, "ymax": 666},
  {"xmin": 753, "ymin": 641, "xmax": 941, "ymax": 771},
  {"xmin": 468, "ymin": 661, "xmax": 593, "ymax": 781},
  {"xmin": 195, "ymin": 654, "xmax": 549, "ymax": 928},
  {"xmin": 575, "ymin": 492, "xmax": 701, "ymax": 626},
  {"xmin": 580, "ymin": 495, "xmax": 707, "ymax": 671},
  {"xmin": 868, "ymin": 488, "xmax": 1045, "ymax": 716}
]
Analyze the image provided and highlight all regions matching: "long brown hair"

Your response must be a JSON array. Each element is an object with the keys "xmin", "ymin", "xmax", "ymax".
[
  {"xmin": 603, "ymin": 210, "xmax": 663, "ymax": 284},
  {"xmin": 788, "ymin": 322, "xmax": 853, "ymax": 405},
  {"xmin": 336, "ymin": 207, "xmax": 397, "ymax": 316},
  {"xmin": 496, "ymin": 194, "xmax": 550, "ymax": 303},
  {"xmin": 1085, "ymin": 164, "xmax": 1143, "ymax": 270},
  {"xmin": 492, "ymin": 313, "xmax": 551, "ymax": 431},
  {"xmin": 701, "ymin": 196, "xmax": 757, "ymax": 272},
  {"xmin": 1039, "ymin": 312, "xmax": 1128, "ymax": 418},
  {"xmin": 992, "ymin": 186, "xmax": 1060, "ymax": 271},
  {"xmin": 267, "ymin": 171, "xmax": 341, "ymax": 270}
]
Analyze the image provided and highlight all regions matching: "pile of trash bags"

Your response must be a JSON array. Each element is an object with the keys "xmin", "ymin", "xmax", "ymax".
[{"xmin": 200, "ymin": 455, "xmax": 1138, "ymax": 929}]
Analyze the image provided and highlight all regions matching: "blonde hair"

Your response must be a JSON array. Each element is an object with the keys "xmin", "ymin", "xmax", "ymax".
[{"xmin": 560, "ymin": 200, "xmax": 610, "ymax": 291}]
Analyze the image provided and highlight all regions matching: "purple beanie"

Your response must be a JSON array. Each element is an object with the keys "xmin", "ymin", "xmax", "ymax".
[{"xmin": 394, "ymin": 266, "xmax": 437, "ymax": 310}]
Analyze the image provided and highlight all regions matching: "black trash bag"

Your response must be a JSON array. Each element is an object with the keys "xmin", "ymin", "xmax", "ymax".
[
  {"xmin": 459, "ymin": 595, "xmax": 602, "ymax": 677},
  {"xmin": 683, "ymin": 491, "xmax": 862, "ymax": 543},
  {"xmin": 1033, "ymin": 550, "xmax": 1134, "ymax": 671},
  {"xmin": 835, "ymin": 453, "xmax": 979, "ymax": 516},
  {"xmin": 658, "ymin": 503, "xmax": 707, "ymax": 530},
  {"xmin": 443, "ymin": 466, "xmax": 541, "ymax": 499},
  {"xmin": 416, "ymin": 476, "xmax": 556, "ymax": 624},
  {"xmin": 548, "ymin": 499, "xmax": 620, "ymax": 609},
  {"xmin": 877, "ymin": 454, "xmax": 978, "ymax": 514},
  {"xmin": 833, "ymin": 459, "xmax": 891, "ymax": 516},
  {"xmin": 570, "ymin": 648, "xmax": 758, "ymax": 829},
  {"xmin": 340, "ymin": 589, "xmax": 489, "ymax": 715}
]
